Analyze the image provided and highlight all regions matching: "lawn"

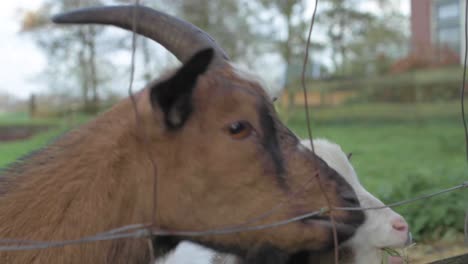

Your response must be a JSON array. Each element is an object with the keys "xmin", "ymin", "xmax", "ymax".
[
  {"xmin": 0, "ymin": 128, "xmax": 66, "ymax": 168},
  {"xmin": 1, "ymin": 102, "xmax": 468, "ymax": 242},
  {"xmin": 284, "ymin": 102, "xmax": 468, "ymax": 241},
  {"xmin": 285, "ymin": 102, "xmax": 464, "ymax": 193},
  {"xmin": 0, "ymin": 113, "xmax": 86, "ymax": 168}
]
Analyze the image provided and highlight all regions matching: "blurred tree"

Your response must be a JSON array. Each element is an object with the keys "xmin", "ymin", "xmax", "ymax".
[
  {"xmin": 257, "ymin": 0, "xmax": 325, "ymax": 110},
  {"xmin": 348, "ymin": 0, "xmax": 408, "ymax": 76},
  {"xmin": 259, "ymin": 0, "xmax": 308, "ymax": 66},
  {"xmin": 113, "ymin": 1, "xmax": 176, "ymax": 83},
  {"xmin": 168, "ymin": 0, "xmax": 263, "ymax": 66},
  {"xmin": 21, "ymin": 0, "xmax": 112, "ymax": 114},
  {"xmin": 346, "ymin": 12, "xmax": 408, "ymax": 76},
  {"xmin": 317, "ymin": 0, "xmax": 374, "ymax": 76},
  {"xmin": 318, "ymin": 0, "xmax": 408, "ymax": 77}
]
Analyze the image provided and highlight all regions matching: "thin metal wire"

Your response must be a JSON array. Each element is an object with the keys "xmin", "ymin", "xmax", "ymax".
[
  {"xmin": 465, "ymin": 208, "xmax": 468, "ymax": 244},
  {"xmin": 127, "ymin": 3, "xmax": 139, "ymax": 108},
  {"xmin": 461, "ymin": 0, "xmax": 468, "ymax": 244},
  {"xmin": 95, "ymin": 223, "xmax": 150, "ymax": 236},
  {"xmin": 462, "ymin": 0, "xmax": 468, "ymax": 163},
  {"xmin": 316, "ymin": 171, "xmax": 340, "ymax": 264},
  {"xmin": 0, "ymin": 181, "xmax": 467, "ymax": 252},
  {"xmin": 301, "ymin": 0, "xmax": 318, "ymax": 155},
  {"xmin": 301, "ymin": 1, "xmax": 340, "ymax": 263},
  {"xmin": 0, "ymin": 211, "xmax": 323, "ymax": 251},
  {"xmin": 0, "ymin": 230, "xmax": 151, "ymax": 252},
  {"xmin": 209, "ymin": 170, "xmax": 320, "ymax": 231},
  {"xmin": 334, "ymin": 181, "xmax": 468, "ymax": 211},
  {"xmin": 152, "ymin": 210, "xmax": 325, "ymax": 237},
  {"xmin": 126, "ymin": 0, "xmax": 159, "ymax": 234},
  {"xmin": 126, "ymin": 2, "xmax": 158, "ymax": 262},
  {"xmin": 3, "ymin": 0, "xmax": 468, "ymax": 258}
]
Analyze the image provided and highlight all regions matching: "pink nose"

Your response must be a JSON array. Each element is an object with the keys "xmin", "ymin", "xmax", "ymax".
[{"xmin": 391, "ymin": 218, "xmax": 408, "ymax": 233}]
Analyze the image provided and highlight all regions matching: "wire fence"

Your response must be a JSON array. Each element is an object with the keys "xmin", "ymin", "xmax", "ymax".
[
  {"xmin": 0, "ymin": 181, "xmax": 467, "ymax": 252},
  {"xmin": 1, "ymin": 1, "xmax": 468, "ymax": 264}
]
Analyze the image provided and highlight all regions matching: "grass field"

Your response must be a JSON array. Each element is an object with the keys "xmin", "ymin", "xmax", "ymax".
[
  {"xmin": 284, "ymin": 102, "xmax": 464, "ymax": 194},
  {"xmin": 0, "ymin": 113, "xmax": 85, "ymax": 168},
  {"xmin": 1, "ymin": 102, "xmax": 468, "ymax": 244},
  {"xmin": 283, "ymin": 102, "xmax": 468, "ymax": 242}
]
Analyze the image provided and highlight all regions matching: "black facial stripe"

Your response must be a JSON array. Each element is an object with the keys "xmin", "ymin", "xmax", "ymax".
[
  {"xmin": 283, "ymin": 126, "xmax": 300, "ymax": 143},
  {"xmin": 258, "ymin": 104, "xmax": 286, "ymax": 186}
]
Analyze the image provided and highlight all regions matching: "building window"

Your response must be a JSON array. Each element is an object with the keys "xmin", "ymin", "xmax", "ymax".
[
  {"xmin": 435, "ymin": 0, "xmax": 460, "ymax": 54},
  {"xmin": 438, "ymin": 27, "xmax": 460, "ymax": 52},
  {"xmin": 437, "ymin": 1, "xmax": 459, "ymax": 20}
]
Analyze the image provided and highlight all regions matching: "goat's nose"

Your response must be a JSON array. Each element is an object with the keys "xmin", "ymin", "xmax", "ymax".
[{"xmin": 391, "ymin": 218, "xmax": 408, "ymax": 233}]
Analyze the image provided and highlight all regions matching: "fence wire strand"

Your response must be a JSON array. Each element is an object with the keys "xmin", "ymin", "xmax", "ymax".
[
  {"xmin": 0, "ymin": 181, "xmax": 467, "ymax": 252},
  {"xmin": 302, "ymin": 0, "xmax": 318, "ymax": 155},
  {"xmin": 462, "ymin": 0, "xmax": 468, "ymax": 245},
  {"xmin": 462, "ymin": 0, "xmax": 468, "ymax": 163},
  {"xmin": 1, "ymin": 2, "xmax": 468, "ymax": 263},
  {"xmin": 300, "ymin": 1, "xmax": 341, "ymax": 263},
  {"xmin": 126, "ymin": 1, "xmax": 159, "ymax": 262}
]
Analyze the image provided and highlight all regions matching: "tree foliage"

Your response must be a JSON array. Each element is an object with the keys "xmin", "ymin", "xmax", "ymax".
[
  {"xmin": 168, "ymin": 0, "xmax": 265, "ymax": 67},
  {"xmin": 318, "ymin": 0, "xmax": 408, "ymax": 77},
  {"xmin": 21, "ymin": 0, "xmax": 119, "ymax": 113},
  {"xmin": 20, "ymin": 0, "xmax": 409, "ymax": 112}
]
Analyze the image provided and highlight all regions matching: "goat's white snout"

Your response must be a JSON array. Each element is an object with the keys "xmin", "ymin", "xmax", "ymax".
[
  {"xmin": 373, "ymin": 211, "xmax": 411, "ymax": 249},
  {"xmin": 390, "ymin": 216, "xmax": 412, "ymax": 246},
  {"xmin": 391, "ymin": 217, "xmax": 408, "ymax": 233}
]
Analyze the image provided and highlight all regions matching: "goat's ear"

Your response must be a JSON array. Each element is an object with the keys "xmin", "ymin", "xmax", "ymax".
[
  {"xmin": 150, "ymin": 48, "xmax": 214, "ymax": 129},
  {"xmin": 347, "ymin": 152, "xmax": 353, "ymax": 161}
]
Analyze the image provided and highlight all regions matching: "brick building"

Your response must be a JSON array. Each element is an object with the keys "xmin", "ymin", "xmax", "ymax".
[{"xmin": 411, "ymin": 0, "xmax": 466, "ymax": 62}]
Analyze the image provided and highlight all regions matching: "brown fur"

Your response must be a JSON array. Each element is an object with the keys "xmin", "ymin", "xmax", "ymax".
[{"xmin": 0, "ymin": 65, "xmax": 363, "ymax": 263}]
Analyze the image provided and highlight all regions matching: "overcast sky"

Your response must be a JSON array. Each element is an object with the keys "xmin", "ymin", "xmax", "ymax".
[
  {"xmin": 0, "ymin": 1, "xmax": 46, "ymax": 99},
  {"xmin": 0, "ymin": 1, "xmax": 410, "ymax": 100}
]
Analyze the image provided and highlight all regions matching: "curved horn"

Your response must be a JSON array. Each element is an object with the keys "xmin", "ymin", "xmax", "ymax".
[{"xmin": 52, "ymin": 5, "xmax": 229, "ymax": 64}]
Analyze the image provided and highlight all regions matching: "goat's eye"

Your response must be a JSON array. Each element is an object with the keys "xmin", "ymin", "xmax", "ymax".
[{"xmin": 225, "ymin": 121, "xmax": 253, "ymax": 140}]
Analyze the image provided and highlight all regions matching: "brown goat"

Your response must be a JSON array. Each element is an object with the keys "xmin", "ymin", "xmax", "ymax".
[{"xmin": 0, "ymin": 5, "xmax": 364, "ymax": 264}]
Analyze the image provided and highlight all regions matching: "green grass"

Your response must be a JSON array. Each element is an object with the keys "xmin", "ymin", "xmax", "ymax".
[
  {"xmin": 0, "ymin": 128, "xmax": 67, "ymax": 168},
  {"xmin": 285, "ymin": 102, "xmax": 468, "ymax": 240},
  {"xmin": 289, "ymin": 115, "xmax": 464, "ymax": 195},
  {"xmin": 0, "ymin": 114, "xmax": 90, "ymax": 168},
  {"xmin": 0, "ymin": 113, "xmax": 58, "ymax": 126},
  {"xmin": 284, "ymin": 102, "xmax": 464, "ymax": 191}
]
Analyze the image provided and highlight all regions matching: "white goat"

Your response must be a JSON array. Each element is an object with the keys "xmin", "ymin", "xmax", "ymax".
[
  {"xmin": 157, "ymin": 138, "xmax": 412, "ymax": 264},
  {"xmin": 304, "ymin": 138, "xmax": 412, "ymax": 264}
]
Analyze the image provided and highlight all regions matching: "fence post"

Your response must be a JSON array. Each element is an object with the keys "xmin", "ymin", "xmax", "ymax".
[{"xmin": 29, "ymin": 93, "xmax": 37, "ymax": 119}]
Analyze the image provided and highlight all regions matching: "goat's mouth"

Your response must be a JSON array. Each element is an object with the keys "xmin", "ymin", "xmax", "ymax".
[
  {"xmin": 378, "ymin": 231, "xmax": 414, "ymax": 250},
  {"xmin": 300, "ymin": 214, "xmax": 358, "ymax": 244},
  {"xmin": 301, "ymin": 206, "xmax": 365, "ymax": 227}
]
